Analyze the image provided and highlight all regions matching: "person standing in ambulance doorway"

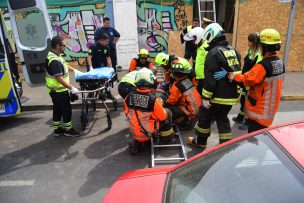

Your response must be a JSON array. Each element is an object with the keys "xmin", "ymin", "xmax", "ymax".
[
  {"xmin": 45, "ymin": 36, "xmax": 81, "ymax": 137},
  {"xmin": 214, "ymin": 28, "xmax": 285, "ymax": 133},
  {"xmin": 188, "ymin": 23, "xmax": 241, "ymax": 148}
]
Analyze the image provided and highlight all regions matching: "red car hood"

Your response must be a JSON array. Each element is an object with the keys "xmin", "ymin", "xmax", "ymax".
[{"xmin": 103, "ymin": 166, "xmax": 173, "ymax": 203}]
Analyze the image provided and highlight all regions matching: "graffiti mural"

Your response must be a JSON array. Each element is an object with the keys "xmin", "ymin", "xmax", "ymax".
[
  {"xmin": 136, "ymin": 0, "xmax": 189, "ymax": 57},
  {"xmin": 48, "ymin": 5, "xmax": 105, "ymax": 61}
]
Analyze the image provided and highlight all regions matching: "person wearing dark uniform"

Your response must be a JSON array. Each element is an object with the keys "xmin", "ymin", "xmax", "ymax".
[
  {"xmin": 87, "ymin": 34, "xmax": 112, "ymax": 71},
  {"xmin": 94, "ymin": 17, "xmax": 120, "ymax": 78},
  {"xmin": 188, "ymin": 23, "xmax": 241, "ymax": 148},
  {"xmin": 45, "ymin": 36, "xmax": 81, "ymax": 137}
]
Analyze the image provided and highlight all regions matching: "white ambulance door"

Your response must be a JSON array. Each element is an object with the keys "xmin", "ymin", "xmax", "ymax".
[{"xmin": 113, "ymin": 0, "xmax": 138, "ymax": 70}]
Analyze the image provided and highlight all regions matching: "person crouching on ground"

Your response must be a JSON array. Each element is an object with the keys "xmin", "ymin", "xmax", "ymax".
[
  {"xmin": 165, "ymin": 58, "xmax": 201, "ymax": 130},
  {"xmin": 124, "ymin": 68, "xmax": 175, "ymax": 154}
]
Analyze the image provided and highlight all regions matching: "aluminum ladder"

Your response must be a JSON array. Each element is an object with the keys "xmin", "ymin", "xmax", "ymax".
[{"xmin": 151, "ymin": 125, "xmax": 187, "ymax": 167}]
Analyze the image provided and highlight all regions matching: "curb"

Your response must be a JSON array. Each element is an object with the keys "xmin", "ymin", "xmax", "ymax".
[
  {"xmin": 281, "ymin": 95, "xmax": 304, "ymax": 101},
  {"xmin": 22, "ymin": 101, "xmax": 124, "ymax": 111}
]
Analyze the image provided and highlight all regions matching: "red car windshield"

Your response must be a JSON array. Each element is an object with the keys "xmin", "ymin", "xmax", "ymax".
[{"xmin": 165, "ymin": 133, "xmax": 304, "ymax": 203}]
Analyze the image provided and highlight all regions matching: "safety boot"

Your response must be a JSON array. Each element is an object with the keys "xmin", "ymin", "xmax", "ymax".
[
  {"xmin": 232, "ymin": 113, "xmax": 245, "ymax": 124},
  {"xmin": 128, "ymin": 139, "xmax": 144, "ymax": 155},
  {"xmin": 187, "ymin": 136, "xmax": 207, "ymax": 148}
]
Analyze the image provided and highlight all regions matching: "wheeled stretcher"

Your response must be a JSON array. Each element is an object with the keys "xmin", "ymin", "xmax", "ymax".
[{"xmin": 75, "ymin": 67, "xmax": 117, "ymax": 130}]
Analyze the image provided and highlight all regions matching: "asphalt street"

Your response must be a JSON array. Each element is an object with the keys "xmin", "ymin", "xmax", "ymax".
[{"xmin": 0, "ymin": 101, "xmax": 303, "ymax": 203}]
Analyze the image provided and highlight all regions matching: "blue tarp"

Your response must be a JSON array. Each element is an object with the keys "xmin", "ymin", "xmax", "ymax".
[{"xmin": 75, "ymin": 67, "xmax": 115, "ymax": 80}]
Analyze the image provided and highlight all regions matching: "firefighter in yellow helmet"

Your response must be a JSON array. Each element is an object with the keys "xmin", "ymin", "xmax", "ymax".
[{"xmin": 129, "ymin": 48, "xmax": 153, "ymax": 72}]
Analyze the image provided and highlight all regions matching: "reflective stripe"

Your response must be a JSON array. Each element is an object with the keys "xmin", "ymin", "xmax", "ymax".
[
  {"xmin": 159, "ymin": 128, "xmax": 174, "ymax": 136},
  {"xmin": 64, "ymin": 121, "xmax": 72, "ymax": 130},
  {"xmin": 120, "ymin": 77, "xmax": 135, "ymax": 85},
  {"xmin": 194, "ymin": 123, "xmax": 211, "ymax": 134},
  {"xmin": 183, "ymin": 87, "xmax": 200, "ymax": 116},
  {"xmin": 53, "ymin": 121, "xmax": 61, "ymax": 129},
  {"xmin": 245, "ymin": 74, "xmax": 284, "ymax": 121},
  {"xmin": 219, "ymin": 133, "xmax": 232, "ymax": 140},
  {"xmin": 211, "ymin": 97, "xmax": 238, "ymax": 105},
  {"xmin": 202, "ymin": 88, "xmax": 213, "ymax": 99}
]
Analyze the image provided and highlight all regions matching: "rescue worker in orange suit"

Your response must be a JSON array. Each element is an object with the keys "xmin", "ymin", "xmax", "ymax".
[
  {"xmin": 180, "ymin": 18, "xmax": 199, "ymax": 68},
  {"xmin": 165, "ymin": 58, "xmax": 201, "ymax": 129},
  {"xmin": 129, "ymin": 48, "xmax": 153, "ymax": 72},
  {"xmin": 214, "ymin": 28, "xmax": 285, "ymax": 133},
  {"xmin": 188, "ymin": 23, "xmax": 241, "ymax": 148},
  {"xmin": 124, "ymin": 68, "xmax": 174, "ymax": 154}
]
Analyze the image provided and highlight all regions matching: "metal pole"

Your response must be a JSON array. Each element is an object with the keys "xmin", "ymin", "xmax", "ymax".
[{"xmin": 283, "ymin": 0, "xmax": 297, "ymax": 66}]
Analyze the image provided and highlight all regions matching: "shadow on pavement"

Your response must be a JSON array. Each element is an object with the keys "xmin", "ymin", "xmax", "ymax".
[
  {"xmin": 80, "ymin": 129, "xmax": 150, "ymax": 197},
  {"xmin": 0, "ymin": 133, "xmax": 79, "ymax": 176}
]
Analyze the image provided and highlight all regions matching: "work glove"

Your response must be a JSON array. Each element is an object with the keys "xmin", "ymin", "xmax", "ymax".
[
  {"xmin": 202, "ymin": 99, "xmax": 211, "ymax": 109},
  {"xmin": 214, "ymin": 69, "xmax": 228, "ymax": 80},
  {"xmin": 70, "ymin": 86, "xmax": 79, "ymax": 94}
]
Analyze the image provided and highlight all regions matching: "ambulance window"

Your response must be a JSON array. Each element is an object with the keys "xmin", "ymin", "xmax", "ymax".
[
  {"xmin": 8, "ymin": 0, "xmax": 36, "ymax": 10},
  {"xmin": 15, "ymin": 9, "xmax": 47, "ymax": 48}
]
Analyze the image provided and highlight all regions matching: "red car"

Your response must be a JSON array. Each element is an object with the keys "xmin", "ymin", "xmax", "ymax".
[{"xmin": 103, "ymin": 121, "xmax": 304, "ymax": 203}]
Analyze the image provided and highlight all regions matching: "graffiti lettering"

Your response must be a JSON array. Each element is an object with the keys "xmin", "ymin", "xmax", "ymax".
[{"xmin": 48, "ymin": 5, "xmax": 105, "ymax": 61}]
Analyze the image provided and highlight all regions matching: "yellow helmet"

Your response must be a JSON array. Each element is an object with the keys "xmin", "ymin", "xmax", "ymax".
[
  {"xmin": 155, "ymin": 53, "xmax": 169, "ymax": 66},
  {"xmin": 171, "ymin": 58, "xmax": 192, "ymax": 74},
  {"xmin": 260, "ymin": 29, "xmax": 281, "ymax": 45},
  {"xmin": 138, "ymin": 49, "xmax": 149, "ymax": 57}
]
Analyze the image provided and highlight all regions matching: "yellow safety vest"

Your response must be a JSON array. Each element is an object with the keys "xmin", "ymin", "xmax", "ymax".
[
  {"xmin": 120, "ymin": 71, "xmax": 138, "ymax": 86},
  {"xmin": 45, "ymin": 51, "xmax": 69, "ymax": 93}
]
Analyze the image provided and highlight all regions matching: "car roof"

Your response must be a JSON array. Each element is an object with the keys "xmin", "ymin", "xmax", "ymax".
[
  {"xmin": 268, "ymin": 121, "xmax": 304, "ymax": 167},
  {"xmin": 169, "ymin": 120, "xmax": 304, "ymax": 172}
]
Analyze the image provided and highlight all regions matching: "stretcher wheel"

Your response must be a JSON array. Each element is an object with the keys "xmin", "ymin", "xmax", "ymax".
[{"xmin": 107, "ymin": 114, "xmax": 112, "ymax": 130}]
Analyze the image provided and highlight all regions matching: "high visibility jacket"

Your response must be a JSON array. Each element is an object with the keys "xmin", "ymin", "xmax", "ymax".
[
  {"xmin": 195, "ymin": 41, "xmax": 209, "ymax": 79},
  {"xmin": 242, "ymin": 48, "xmax": 262, "ymax": 74},
  {"xmin": 129, "ymin": 58, "xmax": 153, "ymax": 72},
  {"xmin": 202, "ymin": 40, "xmax": 241, "ymax": 105},
  {"xmin": 167, "ymin": 77, "xmax": 201, "ymax": 119},
  {"xmin": 233, "ymin": 54, "xmax": 285, "ymax": 126},
  {"xmin": 120, "ymin": 71, "xmax": 138, "ymax": 86},
  {"xmin": 45, "ymin": 52, "xmax": 69, "ymax": 93},
  {"xmin": 124, "ymin": 89, "xmax": 167, "ymax": 142}
]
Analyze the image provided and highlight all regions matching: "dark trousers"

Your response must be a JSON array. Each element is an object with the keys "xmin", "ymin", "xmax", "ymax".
[
  {"xmin": 240, "ymin": 88, "xmax": 248, "ymax": 113},
  {"xmin": 197, "ymin": 79, "xmax": 204, "ymax": 96},
  {"xmin": 49, "ymin": 91, "xmax": 72, "ymax": 124},
  {"xmin": 166, "ymin": 105, "xmax": 187, "ymax": 121},
  {"xmin": 118, "ymin": 82, "xmax": 135, "ymax": 99},
  {"xmin": 110, "ymin": 48, "xmax": 117, "ymax": 69},
  {"xmin": 184, "ymin": 49, "xmax": 197, "ymax": 68},
  {"xmin": 159, "ymin": 108, "xmax": 173, "ymax": 134},
  {"xmin": 247, "ymin": 118, "xmax": 267, "ymax": 133},
  {"xmin": 195, "ymin": 103, "xmax": 232, "ymax": 144}
]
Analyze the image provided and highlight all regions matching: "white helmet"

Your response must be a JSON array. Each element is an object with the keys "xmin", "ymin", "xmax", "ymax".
[
  {"xmin": 183, "ymin": 27, "xmax": 205, "ymax": 45},
  {"xmin": 135, "ymin": 68, "xmax": 155, "ymax": 86},
  {"xmin": 202, "ymin": 23, "xmax": 224, "ymax": 44}
]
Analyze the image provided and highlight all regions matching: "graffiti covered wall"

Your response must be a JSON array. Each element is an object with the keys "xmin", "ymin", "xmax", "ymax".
[
  {"xmin": 48, "ymin": 4, "xmax": 106, "ymax": 61},
  {"xmin": 136, "ymin": 0, "xmax": 193, "ymax": 57}
]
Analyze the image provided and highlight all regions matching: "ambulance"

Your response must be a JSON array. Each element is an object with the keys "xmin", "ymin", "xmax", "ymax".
[{"xmin": 0, "ymin": 0, "xmax": 52, "ymax": 117}]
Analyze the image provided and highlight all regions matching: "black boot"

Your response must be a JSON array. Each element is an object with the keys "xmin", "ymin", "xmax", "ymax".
[
  {"xmin": 232, "ymin": 113, "xmax": 245, "ymax": 124},
  {"xmin": 128, "ymin": 139, "xmax": 141, "ymax": 155}
]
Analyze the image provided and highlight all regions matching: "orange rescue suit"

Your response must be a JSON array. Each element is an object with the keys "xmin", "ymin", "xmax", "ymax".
[
  {"xmin": 129, "ymin": 58, "xmax": 153, "ymax": 72},
  {"xmin": 232, "ymin": 54, "xmax": 285, "ymax": 126},
  {"xmin": 124, "ymin": 89, "xmax": 167, "ymax": 142},
  {"xmin": 167, "ymin": 77, "xmax": 201, "ymax": 119}
]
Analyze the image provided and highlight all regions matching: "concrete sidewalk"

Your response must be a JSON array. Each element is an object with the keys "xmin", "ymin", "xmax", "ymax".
[{"xmin": 20, "ymin": 71, "xmax": 304, "ymax": 111}]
